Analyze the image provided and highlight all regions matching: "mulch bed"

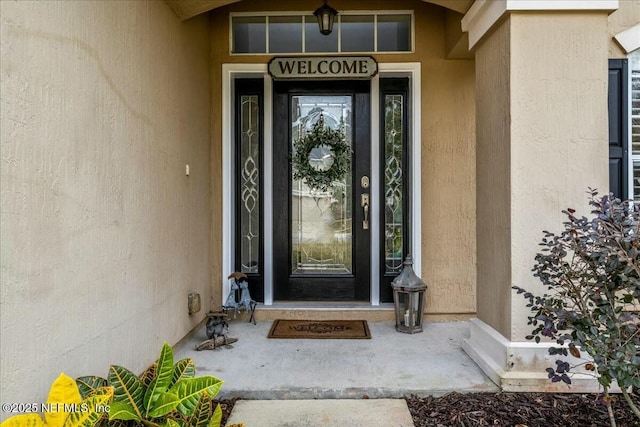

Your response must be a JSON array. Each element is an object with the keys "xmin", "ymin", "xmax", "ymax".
[
  {"xmin": 216, "ymin": 391, "xmax": 640, "ymax": 427},
  {"xmin": 406, "ymin": 392, "xmax": 640, "ymax": 427}
]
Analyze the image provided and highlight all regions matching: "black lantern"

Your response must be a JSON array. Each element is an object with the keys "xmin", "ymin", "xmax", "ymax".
[
  {"xmin": 314, "ymin": 0, "xmax": 338, "ymax": 36},
  {"xmin": 391, "ymin": 254, "xmax": 427, "ymax": 333}
]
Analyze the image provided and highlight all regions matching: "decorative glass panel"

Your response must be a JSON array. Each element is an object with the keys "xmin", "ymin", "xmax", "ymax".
[
  {"xmin": 240, "ymin": 95, "xmax": 260, "ymax": 272},
  {"xmin": 340, "ymin": 15, "xmax": 374, "ymax": 52},
  {"xmin": 269, "ymin": 16, "xmax": 302, "ymax": 53},
  {"xmin": 291, "ymin": 95, "xmax": 353, "ymax": 274},
  {"xmin": 232, "ymin": 16, "xmax": 266, "ymax": 53},
  {"xmin": 384, "ymin": 94, "xmax": 404, "ymax": 273},
  {"xmin": 377, "ymin": 15, "xmax": 411, "ymax": 52},
  {"xmin": 305, "ymin": 15, "xmax": 338, "ymax": 52},
  {"xmin": 632, "ymin": 70, "xmax": 640, "ymax": 155}
]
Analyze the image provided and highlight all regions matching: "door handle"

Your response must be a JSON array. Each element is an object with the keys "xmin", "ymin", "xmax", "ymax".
[{"xmin": 361, "ymin": 194, "xmax": 369, "ymax": 230}]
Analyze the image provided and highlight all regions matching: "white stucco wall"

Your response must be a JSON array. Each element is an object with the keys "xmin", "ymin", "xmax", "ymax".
[{"xmin": 0, "ymin": 0, "xmax": 211, "ymax": 409}]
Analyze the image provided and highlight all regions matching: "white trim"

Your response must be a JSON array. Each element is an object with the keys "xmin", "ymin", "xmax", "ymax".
[
  {"xmin": 263, "ymin": 74, "xmax": 274, "ymax": 305},
  {"xmin": 222, "ymin": 65, "xmax": 233, "ymax": 302},
  {"xmin": 615, "ymin": 24, "xmax": 640, "ymax": 54},
  {"xmin": 370, "ymin": 73, "xmax": 381, "ymax": 306},
  {"xmin": 222, "ymin": 62, "xmax": 421, "ymax": 306},
  {"xmin": 462, "ymin": 0, "xmax": 619, "ymax": 49},
  {"xmin": 629, "ymin": 53, "xmax": 636, "ymax": 202},
  {"xmin": 462, "ymin": 318, "xmax": 619, "ymax": 392},
  {"xmin": 507, "ymin": 0, "xmax": 618, "ymax": 11},
  {"xmin": 377, "ymin": 63, "xmax": 423, "ymax": 276},
  {"xmin": 221, "ymin": 64, "xmax": 269, "ymax": 301},
  {"xmin": 629, "ymin": 51, "xmax": 640, "ymax": 202},
  {"xmin": 461, "ymin": 0, "xmax": 508, "ymax": 50}
]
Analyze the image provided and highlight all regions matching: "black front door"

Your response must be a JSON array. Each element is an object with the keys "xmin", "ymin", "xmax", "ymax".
[{"xmin": 273, "ymin": 80, "xmax": 371, "ymax": 301}]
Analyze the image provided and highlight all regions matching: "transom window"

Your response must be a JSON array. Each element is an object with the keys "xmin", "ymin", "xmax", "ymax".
[{"xmin": 231, "ymin": 12, "xmax": 413, "ymax": 54}]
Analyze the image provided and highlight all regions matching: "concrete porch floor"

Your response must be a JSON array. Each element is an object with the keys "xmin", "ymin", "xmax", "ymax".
[{"xmin": 174, "ymin": 318, "xmax": 498, "ymax": 400}]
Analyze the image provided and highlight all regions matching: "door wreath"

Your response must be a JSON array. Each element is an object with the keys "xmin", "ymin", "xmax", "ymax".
[{"xmin": 292, "ymin": 114, "xmax": 350, "ymax": 192}]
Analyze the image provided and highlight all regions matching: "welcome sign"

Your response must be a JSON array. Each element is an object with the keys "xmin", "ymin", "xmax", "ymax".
[{"xmin": 268, "ymin": 56, "xmax": 378, "ymax": 80}]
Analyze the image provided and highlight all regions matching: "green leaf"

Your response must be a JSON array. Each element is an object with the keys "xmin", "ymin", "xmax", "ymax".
[
  {"xmin": 145, "ymin": 343, "xmax": 175, "ymax": 417},
  {"xmin": 76, "ymin": 377, "xmax": 107, "ymax": 399},
  {"xmin": 147, "ymin": 392, "xmax": 179, "ymax": 418},
  {"xmin": 139, "ymin": 363, "xmax": 157, "ymax": 388},
  {"xmin": 169, "ymin": 377, "xmax": 224, "ymax": 415},
  {"xmin": 105, "ymin": 419, "xmax": 130, "ymax": 427},
  {"xmin": 108, "ymin": 366, "xmax": 145, "ymax": 421},
  {"xmin": 108, "ymin": 402, "xmax": 140, "ymax": 422},
  {"xmin": 63, "ymin": 392, "xmax": 113, "ymax": 427},
  {"xmin": 209, "ymin": 404, "xmax": 222, "ymax": 427},
  {"xmin": 171, "ymin": 359, "xmax": 196, "ymax": 388},
  {"xmin": 186, "ymin": 393, "xmax": 211, "ymax": 427},
  {"xmin": 166, "ymin": 420, "xmax": 182, "ymax": 427}
]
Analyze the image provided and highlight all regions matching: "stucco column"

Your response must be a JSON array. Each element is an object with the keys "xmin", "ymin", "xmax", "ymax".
[{"xmin": 461, "ymin": 2, "xmax": 615, "ymax": 391}]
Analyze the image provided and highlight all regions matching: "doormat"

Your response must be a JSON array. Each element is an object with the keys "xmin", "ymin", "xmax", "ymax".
[{"xmin": 267, "ymin": 319, "xmax": 371, "ymax": 339}]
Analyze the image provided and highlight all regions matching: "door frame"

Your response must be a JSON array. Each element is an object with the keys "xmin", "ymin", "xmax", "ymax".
[
  {"xmin": 272, "ymin": 80, "xmax": 371, "ymax": 302},
  {"xmin": 221, "ymin": 62, "xmax": 422, "ymax": 306}
]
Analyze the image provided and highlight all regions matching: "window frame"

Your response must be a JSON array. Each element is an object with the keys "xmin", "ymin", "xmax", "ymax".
[{"xmin": 629, "ymin": 50, "xmax": 640, "ymax": 202}]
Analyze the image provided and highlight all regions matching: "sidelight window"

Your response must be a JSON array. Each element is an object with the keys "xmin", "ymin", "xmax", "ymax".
[
  {"xmin": 630, "ymin": 52, "xmax": 640, "ymax": 202},
  {"xmin": 234, "ymin": 79, "xmax": 264, "ymax": 300},
  {"xmin": 379, "ymin": 78, "xmax": 410, "ymax": 302}
]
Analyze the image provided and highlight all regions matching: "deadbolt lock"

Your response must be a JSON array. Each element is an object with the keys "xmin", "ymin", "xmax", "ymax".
[{"xmin": 361, "ymin": 175, "xmax": 370, "ymax": 189}]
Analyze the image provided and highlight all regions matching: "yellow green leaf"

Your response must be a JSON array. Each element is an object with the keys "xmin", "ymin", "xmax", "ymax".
[
  {"xmin": 108, "ymin": 366, "xmax": 144, "ymax": 421},
  {"xmin": 139, "ymin": 363, "xmax": 157, "ymax": 388},
  {"xmin": 0, "ymin": 414, "xmax": 44, "ymax": 427},
  {"xmin": 63, "ymin": 391, "xmax": 112, "ymax": 427},
  {"xmin": 76, "ymin": 377, "xmax": 107, "ymax": 399},
  {"xmin": 144, "ymin": 343, "xmax": 174, "ymax": 417},
  {"xmin": 186, "ymin": 393, "xmax": 211, "ymax": 427},
  {"xmin": 170, "ymin": 359, "xmax": 195, "ymax": 388},
  {"xmin": 44, "ymin": 373, "xmax": 83, "ymax": 427},
  {"xmin": 107, "ymin": 402, "xmax": 139, "ymax": 422},
  {"xmin": 170, "ymin": 377, "xmax": 223, "ymax": 415},
  {"xmin": 147, "ymin": 392, "xmax": 179, "ymax": 418},
  {"xmin": 208, "ymin": 404, "xmax": 222, "ymax": 427}
]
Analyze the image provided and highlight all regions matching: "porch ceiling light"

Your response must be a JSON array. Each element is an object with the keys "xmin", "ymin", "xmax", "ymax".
[
  {"xmin": 391, "ymin": 254, "xmax": 428, "ymax": 334},
  {"xmin": 314, "ymin": 0, "xmax": 338, "ymax": 36}
]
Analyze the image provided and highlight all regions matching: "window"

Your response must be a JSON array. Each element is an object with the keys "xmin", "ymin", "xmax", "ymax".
[
  {"xmin": 377, "ymin": 14, "xmax": 411, "ymax": 52},
  {"xmin": 341, "ymin": 15, "xmax": 374, "ymax": 52},
  {"xmin": 235, "ymin": 79, "xmax": 264, "ymax": 301},
  {"xmin": 609, "ymin": 50, "xmax": 640, "ymax": 202},
  {"xmin": 379, "ymin": 78, "xmax": 410, "ymax": 303},
  {"xmin": 630, "ymin": 51, "xmax": 640, "ymax": 202},
  {"xmin": 269, "ymin": 16, "xmax": 302, "ymax": 53},
  {"xmin": 231, "ymin": 12, "xmax": 413, "ymax": 54},
  {"xmin": 305, "ymin": 15, "xmax": 338, "ymax": 52},
  {"xmin": 232, "ymin": 16, "xmax": 266, "ymax": 54}
]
